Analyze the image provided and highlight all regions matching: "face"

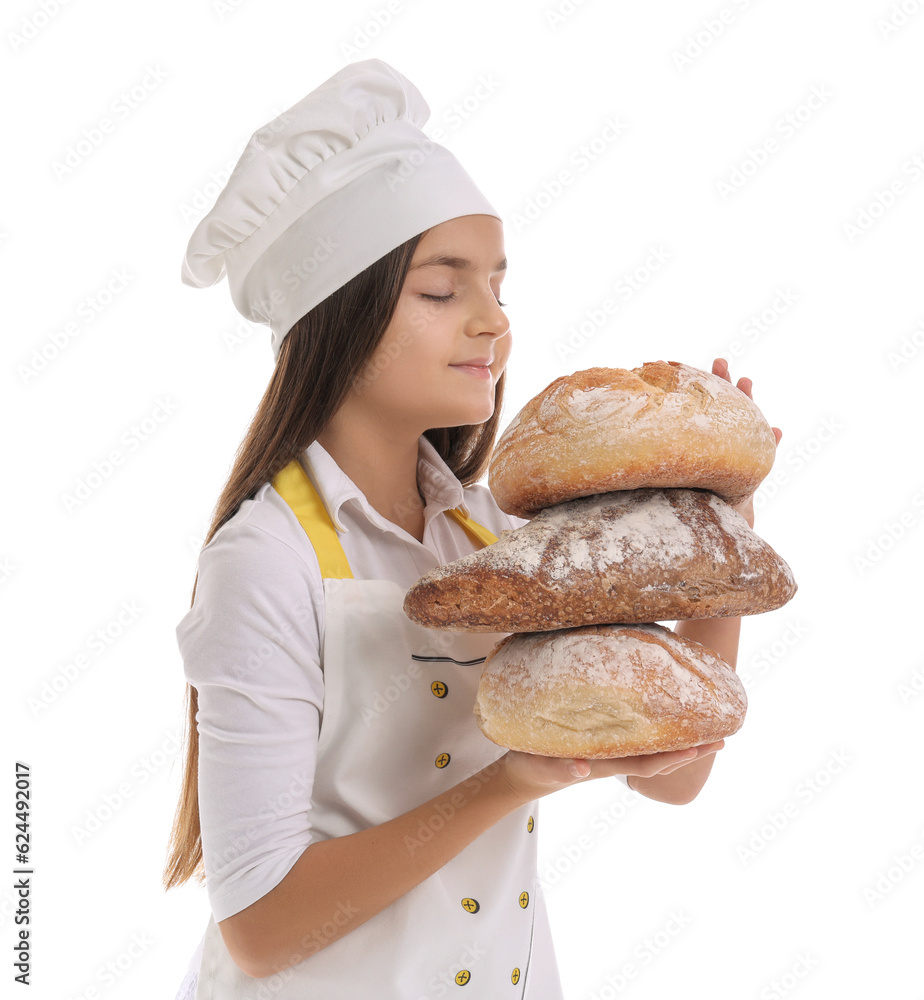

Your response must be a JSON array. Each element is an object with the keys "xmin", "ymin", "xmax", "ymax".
[{"xmin": 350, "ymin": 214, "xmax": 511, "ymax": 437}]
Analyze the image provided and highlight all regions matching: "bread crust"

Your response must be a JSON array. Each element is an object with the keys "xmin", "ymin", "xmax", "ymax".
[
  {"xmin": 489, "ymin": 361, "xmax": 777, "ymax": 517},
  {"xmin": 403, "ymin": 488, "xmax": 796, "ymax": 632},
  {"xmin": 474, "ymin": 623, "xmax": 747, "ymax": 758}
]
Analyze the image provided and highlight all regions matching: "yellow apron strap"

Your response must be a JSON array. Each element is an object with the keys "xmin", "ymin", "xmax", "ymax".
[
  {"xmin": 271, "ymin": 458, "xmax": 499, "ymax": 579},
  {"xmin": 272, "ymin": 459, "xmax": 354, "ymax": 579},
  {"xmin": 445, "ymin": 507, "xmax": 499, "ymax": 548}
]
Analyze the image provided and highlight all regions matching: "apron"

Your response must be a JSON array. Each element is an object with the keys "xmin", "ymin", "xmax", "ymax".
[{"xmin": 194, "ymin": 458, "xmax": 563, "ymax": 999}]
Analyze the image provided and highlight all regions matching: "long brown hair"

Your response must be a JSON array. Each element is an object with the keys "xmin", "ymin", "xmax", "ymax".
[{"xmin": 162, "ymin": 230, "xmax": 508, "ymax": 890}]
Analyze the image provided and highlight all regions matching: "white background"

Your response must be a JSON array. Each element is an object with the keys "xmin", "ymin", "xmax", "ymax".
[{"xmin": 4, "ymin": 1, "xmax": 923, "ymax": 998}]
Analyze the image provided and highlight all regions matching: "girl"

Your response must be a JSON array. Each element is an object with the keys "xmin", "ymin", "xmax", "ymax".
[{"xmin": 165, "ymin": 59, "xmax": 780, "ymax": 999}]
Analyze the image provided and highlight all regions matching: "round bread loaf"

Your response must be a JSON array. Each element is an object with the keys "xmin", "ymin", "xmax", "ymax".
[
  {"xmin": 489, "ymin": 361, "xmax": 777, "ymax": 517},
  {"xmin": 404, "ymin": 488, "xmax": 796, "ymax": 632},
  {"xmin": 474, "ymin": 623, "xmax": 747, "ymax": 758}
]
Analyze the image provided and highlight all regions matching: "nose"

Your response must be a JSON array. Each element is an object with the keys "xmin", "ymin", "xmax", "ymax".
[{"xmin": 466, "ymin": 285, "xmax": 510, "ymax": 339}]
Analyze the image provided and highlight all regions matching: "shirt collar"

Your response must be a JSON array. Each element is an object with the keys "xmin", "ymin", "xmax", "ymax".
[{"xmin": 300, "ymin": 434, "xmax": 470, "ymax": 533}]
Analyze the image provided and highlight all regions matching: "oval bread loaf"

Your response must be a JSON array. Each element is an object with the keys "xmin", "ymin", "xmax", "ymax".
[
  {"xmin": 474, "ymin": 622, "xmax": 747, "ymax": 758},
  {"xmin": 489, "ymin": 361, "xmax": 777, "ymax": 518},
  {"xmin": 403, "ymin": 488, "xmax": 796, "ymax": 632}
]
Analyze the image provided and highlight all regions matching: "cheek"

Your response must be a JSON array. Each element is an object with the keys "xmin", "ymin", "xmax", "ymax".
[
  {"xmin": 365, "ymin": 326, "xmax": 431, "ymax": 388},
  {"xmin": 497, "ymin": 332, "xmax": 513, "ymax": 367}
]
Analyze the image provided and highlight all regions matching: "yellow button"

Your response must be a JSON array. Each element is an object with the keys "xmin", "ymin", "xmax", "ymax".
[
  {"xmin": 526, "ymin": 815, "xmax": 534, "ymax": 833},
  {"xmin": 431, "ymin": 680, "xmax": 448, "ymax": 698},
  {"xmin": 511, "ymin": 967, "xmax": 521, "ymax": 984},
  {"xmin": 461, "ymin": 897, "xmax": 480, "ymax": 913},
  {"xmin": 455, "ymin": 969, "xmax": 471, "ymax": 985},
  {"xmin": 518, "ymin": 891, "xmax": 529, "ymax": 909},
  {"xmin": 435, "ymin": 752, "xmax": 451, "ymax": 769}
]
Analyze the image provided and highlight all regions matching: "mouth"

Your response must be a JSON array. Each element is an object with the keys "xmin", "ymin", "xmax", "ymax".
[{"xmin": 450, "ymin": 364, "xmax": 493, "ymax": 379}]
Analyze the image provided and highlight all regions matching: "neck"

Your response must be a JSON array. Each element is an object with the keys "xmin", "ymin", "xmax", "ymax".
[{"xmin": 315, "ymin": 409, "xmax": 426, "ymax": 529}]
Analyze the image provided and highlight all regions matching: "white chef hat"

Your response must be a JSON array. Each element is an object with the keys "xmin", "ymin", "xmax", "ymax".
[{"xmin": 181, "ymin": 58, "xmax": 501, "ymax": 359}]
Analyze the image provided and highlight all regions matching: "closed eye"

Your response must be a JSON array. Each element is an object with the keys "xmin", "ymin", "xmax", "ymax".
[{"xmin": 420, "ymin": 293, "xmax": 507, "ymax": 306}]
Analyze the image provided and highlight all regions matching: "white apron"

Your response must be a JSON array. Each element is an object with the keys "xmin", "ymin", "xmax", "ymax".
[{"xmin": 192, "ymin": 458, "xmax": 564, "ymax": 999}]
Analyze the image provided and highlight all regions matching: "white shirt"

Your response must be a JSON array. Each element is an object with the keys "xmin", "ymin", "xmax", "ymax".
[{"xmin": 177, "ymin": 433, "xmax": 531, "ymax": 923}]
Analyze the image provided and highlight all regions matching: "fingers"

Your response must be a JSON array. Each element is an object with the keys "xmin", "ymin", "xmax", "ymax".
[
  {"xmin": 713, "ymin": 357, "xmax": 752, "ymax": 397},
  {"xmin": 638, "ymin": 740, "xmax": 725, "ymax": 775},
  {"xmin": 713, "ymin": 356, "xmax": 782, "ymax": 446},
  {"xmin": 652, "ymin": 741, "xmax": 725, "ymax": 774},
  {"xmin": 565, "ymin": 741, "xmax": 726, "ymax": 782}
]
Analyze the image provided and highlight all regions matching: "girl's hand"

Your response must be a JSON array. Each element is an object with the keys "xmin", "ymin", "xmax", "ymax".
[
  {"xmin": 711, "ymin": 357, "xmax": 782, "ymax": 528},
  {"xmin": 497, "ymin": 741, "xmax": 725, "ymax": 805}
]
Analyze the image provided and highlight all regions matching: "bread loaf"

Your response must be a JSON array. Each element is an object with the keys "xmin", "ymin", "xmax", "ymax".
[
  {"xmin": 474, "ymin": 623, "xmax": 747, "ymax": 758},
  {"xmin": 403, "ymin": 488, "xmax": 796, "ymax": 632},
  {"xmin": 489, "ymin": 361, "xmax": 777, "ymax": 517}
]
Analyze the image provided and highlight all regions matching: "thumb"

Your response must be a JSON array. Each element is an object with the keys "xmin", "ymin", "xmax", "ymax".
[{"xmin": 567, "ymin": 759, "xmax": 591, "ymax": 779}]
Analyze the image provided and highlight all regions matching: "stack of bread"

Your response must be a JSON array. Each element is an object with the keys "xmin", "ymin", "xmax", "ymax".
[{"xmin": 403, "ymin": 361, "xmax": 796, "ymax": 758}]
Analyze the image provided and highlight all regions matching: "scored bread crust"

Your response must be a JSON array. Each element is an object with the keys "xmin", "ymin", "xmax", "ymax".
[
  {"xmin": 488, "ymin": 361, "xmax": 777, "ymax": 518},
  {"xmin": 403, "ymin": 488, "xmax": 796, "ymax": 632},
  {"xmin": 474, "ymin": 622, "xmax": 747, "ymax": 758}
]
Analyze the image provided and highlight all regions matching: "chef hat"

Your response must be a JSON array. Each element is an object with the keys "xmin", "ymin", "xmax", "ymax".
[{"xmin": 181, "ymin": 58, "xmax": 501, "ymax": 359}]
